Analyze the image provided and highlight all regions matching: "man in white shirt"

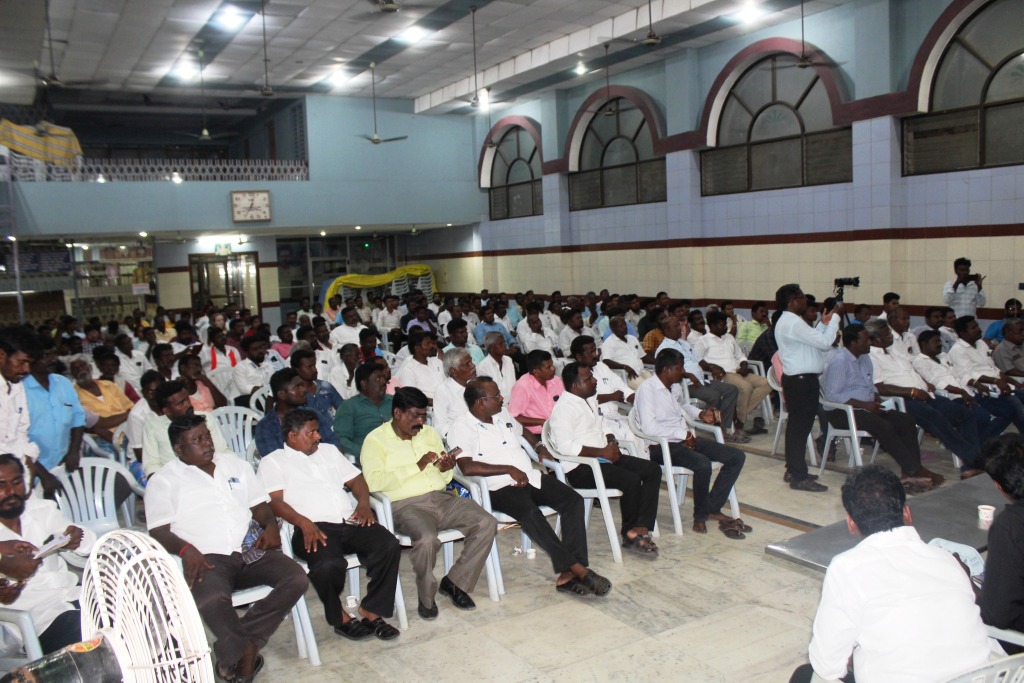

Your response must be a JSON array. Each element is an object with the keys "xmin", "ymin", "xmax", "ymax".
[
  {"xmin": 0, "ymin": 327, "xmax": 41, "ymax": 469},
  {"xmin": 126, "ymin": 369, "xmax": 163, "ymax": 465},
  {"xmin": 885, "ymin": 306, "xmax": 919, "ymax": 361},
  {"xmin": 943, "ymin": 256, "xmax": 986, "ymax": 318},
  {"xmin": 569, "ymin": 335, "xmax": 639, "ymax": 449},
  {"xmin": 259, "ymin": 408, "xmax": 401, "ymax": 641},
  {"xmin": 557, "ymin": 310, "xmax": 598, "ymax": 354},
  {"xmin": 600, "ymin": 316, "xmax": 653, "ymax": 390},
  {"xmin": 114, "ymin": 333, "xmax": 152, "ymax": 392},
  {"xmin": 547, "ymin": 362, "xmax": 662, "ymax": 558},
  {"xmin": 913, "ymin": 306, "xmax": 958, "ymax": 354},
  {"xmin": 141, "ymin": 380, "xmax": 229, "ymax": 477},
  {"xmin": 394, "ymin": 329, "xmax": 445, "ymax": 402},
  {"xmin": 792, "ymin": 466, "xmax": 993, "ymax": 683},
  {"xmin": 233, "ymin": 335, "xmax": 275, "ymax": 406},
  {"xmin": 519, "ymin": 314, "xmax": 560, "ymax": 358},
  {"xmin": 695, "ymin": 310, "xmax": 772, "ymax": 435},
  {"xmin": 0, "ymin": 454, "xmax": 93, "ymax": 654},
  {"xmin": 450, "ymin": 378, "xmax": 612, "ymax": 598},
  {"xmin": 147, "ymin": 414, "xmax": 308, "ymax": 683},
  {"xmin": 432, "ymin": 348, "xmax": 477, "ymax": 439},
  {"xmin": 949, "ymin": 315, "xmax": 1022, "ymax": 396},
  {"xmin": 476, "ymin": 332, "xmax": 517, "ymax": 401},
  {"xmin": 634, "ymin": 350, "xmax": 750, "ymax": 539},
  {"xmin": 774, "ymin": 284, "xmax": 838, "ymax": 492},
  {"xmin": 686, "ymin": 310, "xmax": 705, "ymax": 345},
  {"xmin": 328, "ymin": 307, "xmax": 367, "ymax": 348}
]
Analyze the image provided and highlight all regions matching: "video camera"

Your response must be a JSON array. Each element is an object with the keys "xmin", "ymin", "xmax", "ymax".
[{"xmin": 833, "ymin": 276, "xmax": 860, "ymax": 303}]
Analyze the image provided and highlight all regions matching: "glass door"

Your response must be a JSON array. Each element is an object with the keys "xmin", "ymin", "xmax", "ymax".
[{"xmin": 190, "ymin": 252, "xmax": 260, "ymax": 314}]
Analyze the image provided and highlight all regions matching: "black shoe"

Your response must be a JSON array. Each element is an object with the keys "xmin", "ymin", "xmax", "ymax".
[
  {"xmin": 439, "ymin": 576, "xmax": 476, "ymax": 611},
  {"xmin": 790, "ymin": 477, "xmax": 828, "ymax": 492},
  {"xmin": 744, "ymin": 426, "xmax": 768, "ymax": 435},
  {"xmin": 334, "ymin": 618, "xmax": 375, "ymax": 640},
  {"xmin": 783, "ymin": 471, "xmax": 819, "ymax": 483},
  {"xmin": 753, "ymin": 417, "xmax": 766, "ymax": 430},
  {"xmin": 417, "ymin": 600, "xmax": 439, "ymax": 620}
]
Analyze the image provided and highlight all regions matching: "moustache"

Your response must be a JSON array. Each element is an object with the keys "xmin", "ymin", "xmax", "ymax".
[{"xmin": 411, "ymin": 424, "xmax": 423, "ymax": 432}]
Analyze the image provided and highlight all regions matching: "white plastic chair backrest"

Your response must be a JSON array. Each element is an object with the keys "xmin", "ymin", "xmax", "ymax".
[
  {"xmin": 382, "ymin": 350, "xmax": 398, "ymax": 369},
  {"xmin": 211, "ymin": 406, "xmax": 261, "ymax": 456},
  {"xmin": 110, "ymin": 423, "xmax": 130, "ymax": 468},
  {"xmin": 249, "ymin": 385, "xmax": 272, "ymax": 413},
  {"xmin": 940, "ymin": 652, "xmax": 1024, "ymax": 683},
  {"xmin": 52, "ymin": 460, "xmax": 134, "ymax": 534}
]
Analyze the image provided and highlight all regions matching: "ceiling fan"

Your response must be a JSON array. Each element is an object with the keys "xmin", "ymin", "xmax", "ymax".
[
  {"xmin": 461, "ymin": 6, "xmax": 484, "ymax": 108},
  {"xmin": 36, "ymin": 0, "xmax": 107, "ymax": 90},
  {"xmin": 358, "ymin": 0, "xmax": 433, "ymax": 19},
  {"xmin": 602, "ymin": 0, "xmax": 662, "ymax": 48},
  {"xmin": 259, "ymin": 0, "xmax": 274, "ymax": 96},
  {"xmin": 584, "ymin": 44, "xmax": 639, "ymax": 117},
  {"xmin": 359, "ymin": 63, "xmax": 408, "ymax": 144},
  {"xmin": 779, "ymin": 0, "xmax": 844, "ymax": 69},
  {"xmin": 175, "ymin": 50, "xmax": 237, "ymax": 141}
]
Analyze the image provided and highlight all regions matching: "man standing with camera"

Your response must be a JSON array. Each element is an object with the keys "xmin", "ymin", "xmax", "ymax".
[
  {"xmin": 775, "ymin": 284, "xmax": 839, "ymax": 493},
  {"xmin": 944, "ymin": 257, "xmax": 986, "ymax": 318}
]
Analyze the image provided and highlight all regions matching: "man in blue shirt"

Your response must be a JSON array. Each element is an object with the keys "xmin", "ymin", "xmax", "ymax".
[
  {"xmin": 254, "ymin": 369, "xmax": 342, "ymax": 457},
  {"xmin": 821, "ymin": 325, "xmax": 944, "ymax": 490},
  {"xmin": 23, "ymin": 339, "xmax": 85, "ymax": 497},
  {"xmin": 473, "ymin": 306, "xmax": 516, "ymax": 349}
]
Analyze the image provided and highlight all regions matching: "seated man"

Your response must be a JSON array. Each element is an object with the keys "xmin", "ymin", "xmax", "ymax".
[
  {"xmin": 127, "ymin": 370, "xmax": 164, "ymax": 466},
  {"xmin": 259, "ymin": 408, "xmax": 401, "ymax": 641},
  {"xmin": 0, "ymin": 454, "xmax": 93, "ymax": 654},
  {"xmin": 694, "ymin": 310, "xmax": 772, "ymax": 435},
  {"xmin": 334, "ymin": 363, "xmax": 393, "ymax": 461},
  {"xmin": 569, "ymin": 335, "xmax": 638, "ymax": 447},
  {"xmin": 451, "ymin": 377, "xmax": 612, "ymax": 598},
  {"xmin": 790, "ymin": 466, "xmax": 993, "ymax": 683},
  {"xmin": 949, "ymin": 315, "xmax": 1024, "ymax": 409},
  {"xmin": 432, "ymin": 348, "xmax": 478, "ymax": 439},
  {"xmin": 558, "ymin": 309, "xmax": 597, "ymax": 355},
  {"xmin": 142, "ymin": 380, "xmax": 229, "ymax": 477},
  {"xmin": 685, "ymin": 309, "xmax": 705, "ymax": 345},
  {"xmin": 442, "ymin": 318, "xmax": 484, "ymax": 364},
  {"xmin": 178, "ymin": 354, "xmax": 229, "ymax": 413},
  {"xmin": 360, "ymin": 387, "xmax": 497, "ymax": 620},
  {"xmin": 912, "ymin": 306, "xmax": 957, "ymax": 353},
  {"xmin": 979, "ymin": 434, "xmax": 1024, "ymax": 654},
  {"xmin": 508, "ymin": 350, "xmax": 564, "ymax": 435},
  {"xmin": 735, "ymin": 301, "xmax": 770, "ymax": 348},
  {"xmin": 94, "ymin": 349, "xmax": 141, "ymax": 403},
  {"xmin": 328, "ymin": 307, "xmax": 367, "ymax": 347},
  {"xmin": 547, "ymin": 362, "xmax": 662, "ymax": 558},
  {"xmin": 992, "ymin": 318, "xmax": 1024, "ymax": 381},
  {"xmin": 864, "ymin": 319, "xmax": 983, "ymax": 477},
  {"xmin": 822, "ymin": 325, "xmax": 944, "ymax": 490},
  {"xmin": 634, "ymin": 349, "xmax": 750, "ymax": 538},
  {"xmin": 393, "ymin": 329, "xmax": 445, "ymax": 403},
  {"xmin": 600, "ymin": 316, "xmax": 653, "ymax": 390},
  {"xmin": 291, "ymin": 348, "xmax": 343, "ymax": 415},
  {"xmin": 984, "ymin": 298, "xmax": 1023, "ymax": 344},
  {"xmin": 476, "ymin": 331, "xmax": 517, "ymax": 401},
  {"xmin": 885, "ymin": 306, "xmax": 919, "ymax": 361},
  {"xmin": 254, "ymin": 369, "xmax": 342, "ymax": 457},
  {"xmin": 147, "ymin": 415, "xmax": 308, "ymax": 682},
  {"xmin": 68, "ymin": 354, "xmax": 134, "ymax": 425},
  {"xmin": 232, "ymin": 335, "xmax": 275, "ymax": 406}
]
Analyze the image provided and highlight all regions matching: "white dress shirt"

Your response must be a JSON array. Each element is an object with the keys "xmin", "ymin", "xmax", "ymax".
[
  {"xmin": 693, "ymin": 333, "xmax": 746, "ymax": 373},
  {"xmin": 447, "ymin": 409, "xmax": 536, "ymax": 491},
  {"xmin": 328, "ymin": 323, "xmax": 366, "ymax": 348},
  {"xmin": 889, "ymin": 331, "xmax": 920, "ymax": 361},
  {"xmin": 394, "ymin": 357, "xmax": 445, "ymax": 400},
  {"xmin": 948, "ymin": 338, "xmax": 1000, "ymax": 385},
  {"xmin": 0, "ymin": 377, "xmax": 39, "ymax": 468},
  {"xmin": 633, "ymin": 376, "xmax": 702, "ymax": 444},
  {"xmin": 0, "ymin": 498, "xmax": 94, "ymax": 641},
  {"xmin": 475, "ymin": 354, "xmax": 516, "ymax": 400},
  {"xmin": 126, "ymin": 398, "xmax": 158, "ymax": 454},
  {"xmin": 912, "ymin": 353, "xmax": 974, "ymax": 396},
  {"xmin": 775, "ymin": 311, "xmax": 840, "ymax": 375},
  {"xmin": 591, "ymin": 361, "xmax": 634, "ymax": 401},
  {"xmin": 686, "ymin": 329, "xmax": 704, "ymax": 345},
  {"xmin": 520, "ymin": 328, "xmax": 558, "ymax": 355},
  {"xmin": 141, "ymin": 412, "xmax": 229, "ymax": 477},
  {"xmin": 558, "ymin": 325, "xmax": 599, "ymax": 353},
  {"xmin": 258, "ymin": 443, "xmax": 360, "ymax": 524},
  {"xmin": 328, "ymin": 364, "xmax": 359, "ymax": 400},
  {"xmin": 145, "ymin": 452, "xmax": 267, "ymax": 556},
  {"xmin": 232, "ymin": 358, "xmax": 275, "ymax": 397},
  {"xmin": 943, "ymin": 280, "xmax": 986, "ymax": 318},
  {"xmin": 546, "ymin": 391, "xmax": 607, "ymax": 474},
  {"xmin": 600, "ymin": 334, "xmax": 645, "ymax": 374},
  {"xmin": 115, "ymin": 348, "xmax": 152, "ymax": 390},
  {"xmin": 868, "ymin": 347, "xmax": 930, "ymax": 394},
  {"xmin": 432, "ymin": 377, "xmax": 469, "ymax": 439},
  {"xmin": 808, "ymin": 526, "xmax": 993, "ymax": 682}
]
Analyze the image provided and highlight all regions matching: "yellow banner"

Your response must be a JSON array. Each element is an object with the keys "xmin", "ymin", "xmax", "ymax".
[
  {"xmin": 324, "ymin": 264, "xmax": 435, "ymax": 302},
  {"xmin": 0, "ymin": 119, "xmax": 83, "ymax": 165}
]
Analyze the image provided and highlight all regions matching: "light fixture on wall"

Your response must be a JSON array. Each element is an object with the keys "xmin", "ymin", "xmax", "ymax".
[{"xmin": 320, "ymin": 230, "xmax": 327, "ymax": 236}]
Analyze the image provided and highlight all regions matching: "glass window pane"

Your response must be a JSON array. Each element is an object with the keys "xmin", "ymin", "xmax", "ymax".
[
  {"xmin": 934, "ymin": 43, "xmax": 990, "ymax": 110},
  {"xmin": 719, "ymin": 95, "xmax": 752, "ymax": 146},
  {"xmin": 750, "ymin": 104, "xmax": 802, "ymax": 141},
  {"xmin": 498, "ymin": 131, "xmax": 518, "ymax": 161},
  {"xmin": 750, "ymin": 138, "xmax": 802, "ymax": 190},
  {"xmin": 569, "ymin": 170, "xmax": 602, "ymax": 210},
  {"xmin": 985, "ymin": 101, "xmax": 1024, "ymax": 166},
  {"xmin": 805, "ymin": 129, "xmax": 853, "ymax": 185},
  {"xmin": 589, "ymin": 106, "xmax": 617, "ymax": 140},
  {"xmin": 638, "ymin": 159, "xmax": 667, "ymax": 203},
  {"xmin": 490, "ymin": 188, "xmax": 508, "ymax": 220},
  {"xmin": 985, "ymin": 53, "xmax": 1024, "ymax": 103},
  {"xmin": 958, "ymin": 0, "xmax": 1024, "ymax": 71},
  {"xmin": 604, "ymin": 137, "xmax": 637, "ymax": 166},
  {"xmin": 508, "ymin": 159, "xmax": 533, "ymax": 184},
  {"xmin": 602, "ymin": 165, "xmax": 638, "ymax": 206},
  {"xmin": 903, "ymin": 110, "xmax": 979, "ymax": 175},
  {"xmin": 618, "ymin": 106, "xmax": 644, "ymax": 139},
  {"xmin": 701, "ymin": 147, "xmax": 748, "ymax": 196},
  {"xmin": 795, "ymin": 82, "xmax": 833, "ymax": 133},
  {"xmin": 775, "ymin": 60, "xmax": 816, "ymax": 107},
  {"xmin": 580, "ymin": 130, "xmax": 604, "ymax": 170},
  {"xmin": 528, "ymin": 148, "xmax": 541, "ymax": 176},
  {"xmin": 532, "ymin": 179, "xmax": 543, "ymax": 215},
  {"xmin": 634, "ymin": 120, "xmax": 654, "ymax": 160},
  {"xmin": 508, "ymin": 183, "xmax": 534, "ymax": 218},
  {"xmin": 732, "ymin": 60, "xmax": 773, "ymax": 113},
  {"xmin": 490, "ymin": 154, "xmax": 509, "ymax": 188}
]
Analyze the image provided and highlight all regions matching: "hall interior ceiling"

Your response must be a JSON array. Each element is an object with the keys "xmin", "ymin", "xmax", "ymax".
[{"xmin": 0, "ymin": 0, "xmax": 852, "ymax": 133}]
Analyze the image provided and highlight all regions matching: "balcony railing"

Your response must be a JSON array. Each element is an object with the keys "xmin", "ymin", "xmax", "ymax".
[{"xmin": 1, "ymin": 151, "xmax": 308, "ymax": 182}]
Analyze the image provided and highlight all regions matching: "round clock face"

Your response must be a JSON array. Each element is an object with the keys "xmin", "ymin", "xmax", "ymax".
[{"xmin": 231, "ymin": 191, "xmax": 271, "ymax": 222}]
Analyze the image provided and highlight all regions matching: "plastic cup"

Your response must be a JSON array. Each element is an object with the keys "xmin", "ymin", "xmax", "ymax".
[
  {"xmin": 978, "ymin": 505, "xmax": 995, "ymax": 521},
  {"xmin": 525, "ymin": 548, "xmax": 537, "ymax": 560}
]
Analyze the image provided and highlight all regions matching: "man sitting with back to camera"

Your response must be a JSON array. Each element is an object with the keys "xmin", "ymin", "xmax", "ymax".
[{"xmin": 790, "ymin": 465, "xmax": 994, "ymax": 683}]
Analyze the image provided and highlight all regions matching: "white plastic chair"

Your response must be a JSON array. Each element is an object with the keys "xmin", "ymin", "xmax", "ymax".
[
  {"xmin": 942, "ymin": 652, "xmax": 1024, "ymax": 683},
  {"xmin": 109, "ymin": 423, "xmax": 131, "ymax": 468},
  {"xmin": 381, "ymin": 350, "xmax": 398, "ymax": 369},
  {"xmin": 745, "ymin": 359, "xmax": 775, "ymax": 426},
  {"xmin": 817, "ymin": 399, "xmax": 880, "ymax": 475},
  {"xmin": 53, "ymin": 459, "xmax": 145, "ymax": 536},
  {"xmin": 0, "ymin": 607, "xmax": 43, "ymax": 674},
  {"xmin": 766, "ymin": 366, "xmax": 818, "ymax": 466},
  {"xmin": 627, "ymin": 408, "xmax": 740, "ymax": 536},
  {"xmin": 371, "ymin": 491, "xmax": 502, "ymax": 603},
  {"xmin": 540, "ymin": 422, "xmax": 625, "ymax": 563},
  {"xmin": 249, "ymin": 386, "xmax": 272, "ymax": 413},
  {"xmin": 211, "ymin": 406, "xmax": 261, "ymax": 458}
]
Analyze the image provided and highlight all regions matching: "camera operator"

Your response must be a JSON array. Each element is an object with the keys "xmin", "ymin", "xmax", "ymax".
[
  {"xmin": 944, "ymin": 257, "xmax": 986, "ymax": 318},
  {"xmin": 774, "ymin": 284, "xmax": 840, "ymax": 493}
]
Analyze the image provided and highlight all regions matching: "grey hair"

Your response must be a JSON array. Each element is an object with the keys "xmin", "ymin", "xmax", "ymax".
[
  {"xmin": 482, "ymin": 331, "xmax": 504, "ymax": 352},
  {"xmin": 863, "ymin": 318, "xmax": 890, "ymax": 341},
  {"xmin": 67, "ymin": 353, "xmax": 94, "ymax": 372},
  {"xmin": 443, "ymin": 347, "xmax": 471, "ymax": 376},
  {"xmin": 290, "ymin": 340, "xmax": 313, "ymax": 353}
]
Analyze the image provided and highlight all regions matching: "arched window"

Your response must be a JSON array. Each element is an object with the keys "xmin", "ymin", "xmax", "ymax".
[
  {"xmin": 488, "ymin": 126, "xmax": 542, "ymax": 220},
  {"xmin": 701, "ymin": 54, "xmax": 852, "ymax": 195},
  {"xmin": 568, "ymin": 98, "xmax": 666, "ymax": 211},
  {"xmin": 904, "ymin": 0, "xmax": 1024, "ymax": 174}
]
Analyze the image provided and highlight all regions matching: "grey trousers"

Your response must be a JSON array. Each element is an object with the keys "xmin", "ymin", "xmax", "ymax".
[
  {"xmin": 691, "ymin": 381, "xmax": 740, "ymax": 427},
  {"xmin": 391, "ymin": 490, "xmax": 497, "ymax": 607}
]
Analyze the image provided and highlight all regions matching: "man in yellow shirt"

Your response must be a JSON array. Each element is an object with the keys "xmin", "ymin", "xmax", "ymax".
[{"xmin": 360, "ymin": 387, "xmax": 497, "ymax": 621}]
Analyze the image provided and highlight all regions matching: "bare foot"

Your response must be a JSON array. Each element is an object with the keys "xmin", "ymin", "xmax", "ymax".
[
  {"xmin": 917, "ymin": 467, "xmax": 945, "ymax": 485},
  {"xmin": 358, "ymin": 606, "xmax": 381, "ymax": 622},
  {"xmin": 692, "ymin": 520, "xmax": 707, "ymax": 534},
  {"xmin": 708, "ymin": 512, "xmax": 734, "ymax": 524},
  {"xmin": 236, "ymin": 642, "xmax": 259, "ymax": 677}
]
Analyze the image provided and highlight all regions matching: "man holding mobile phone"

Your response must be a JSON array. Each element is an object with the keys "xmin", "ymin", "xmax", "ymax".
[{"xmin": 944, "ymin": 256, "xmax": 986, "ymax": 318}]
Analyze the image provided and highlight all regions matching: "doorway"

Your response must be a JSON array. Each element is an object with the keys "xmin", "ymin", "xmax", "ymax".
[{"xmin": 189, "ymin": 252, "xmax": 260, "ymax": 314}]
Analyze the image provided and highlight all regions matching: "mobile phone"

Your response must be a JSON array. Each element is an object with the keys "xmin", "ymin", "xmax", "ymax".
[
  {"xmin": 343, "ymin": 516, "xmax": 361, "ymax": 526},
  {"xmin": 447, "ymin": 447, "xmax": 463, "ymax": 458}
]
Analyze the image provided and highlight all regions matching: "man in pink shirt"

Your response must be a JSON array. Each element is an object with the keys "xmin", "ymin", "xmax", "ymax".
[{"xmin": 508, "ymin": 350, "xmax": 564, "ymax": 435}]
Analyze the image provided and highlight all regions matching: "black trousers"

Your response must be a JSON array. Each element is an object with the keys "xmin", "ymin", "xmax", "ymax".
[
  {"xmin": 649, "ymin": 438, "xmax": 745, "ymax": 521},
  {"xmin": 489, "ymin": 473, "xmax": 587, "ymax": 573},
  {"xmin": 565, "ymin": 455, "xmax": 661, "ymax": 537},
  {"xmin": 790, "ymin": 663, "xmax": 854, "ymax": 683},
  {"xmin": 38, "ymin": 608, "xmax": 81, "ymax": 655},
  {"xmin": 826, "ymin": 408, "xmax": 922, "ymax": 475},
  {"xmin": 782, "ymin": 373, "xmax": 820, "ymax": 480},
  {"xmin": 292, "ymin": 521, "xmax": 401, "ymax": 626}
]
